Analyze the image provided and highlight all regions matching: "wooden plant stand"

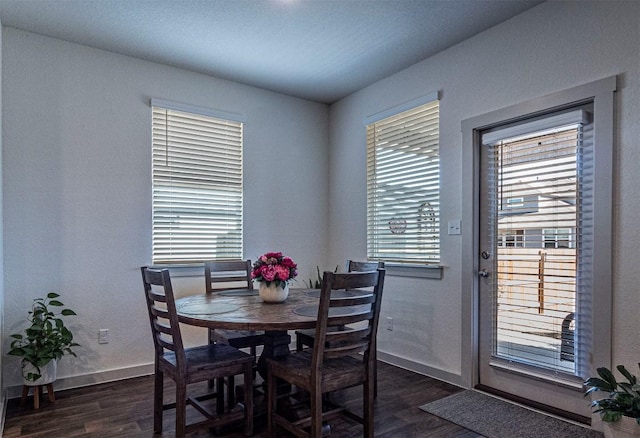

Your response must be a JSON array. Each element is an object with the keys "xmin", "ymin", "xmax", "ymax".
[{"xmin": 21, "ymin": 383, "xmax": 55, "ymax": 410}]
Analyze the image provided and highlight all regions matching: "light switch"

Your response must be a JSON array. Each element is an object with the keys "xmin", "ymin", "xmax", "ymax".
[{"xmin": 448, "ymin": 219, "xmax": 462, "ymax": 235}]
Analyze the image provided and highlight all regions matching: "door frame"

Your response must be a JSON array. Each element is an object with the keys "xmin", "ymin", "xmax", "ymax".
[{"xmin": 459, "ymin": 76, "xmax": 616, "ymax": 404}]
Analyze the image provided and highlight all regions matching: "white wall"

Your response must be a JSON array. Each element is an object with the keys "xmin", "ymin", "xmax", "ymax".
[
  {"xmin": 2, "ymin": 28, "xmax": 329, "ymax": 390},
  {"xmin": 329, "ymin": 0, "xmax": 640, "ymax": 386}
]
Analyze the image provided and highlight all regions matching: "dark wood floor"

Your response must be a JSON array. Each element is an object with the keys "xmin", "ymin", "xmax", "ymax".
[{"xmin": 4, "ymin": 361, "xmax": 481, "ymax": 437}]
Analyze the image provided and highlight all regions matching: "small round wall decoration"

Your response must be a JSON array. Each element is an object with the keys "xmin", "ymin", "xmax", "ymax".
[{"xmin": 388, "ymin": 218, "xmax": 407, "ymax": 234}]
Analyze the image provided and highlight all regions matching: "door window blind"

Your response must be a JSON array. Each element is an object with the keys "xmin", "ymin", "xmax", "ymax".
[
  {"xmin": 366, "ymin": 98, "xmax": 439, "ymax": 263},
  {"xmin": 151, "ymin": 104, "xmax": 243, "ymax": 264},
  {"xmin": 483, "ymin": 108, "xmax": 592, "ymax": 380}
]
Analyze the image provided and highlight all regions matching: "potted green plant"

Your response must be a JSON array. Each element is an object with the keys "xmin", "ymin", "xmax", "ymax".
[
  {"xmin": 8, "ymin": 292, "xmax": 79, "ymax": 384},
  {"xmin": 585, "ymin": 364, "xmax": 640, "ymax": 437},
  {"xmin": 303, "ymin": 265, "xmax": 339, "ymax": 289}
]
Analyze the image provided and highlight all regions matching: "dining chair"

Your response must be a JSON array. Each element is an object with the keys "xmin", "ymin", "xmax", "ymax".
[
  {"xmin": 267, "ymin": 269, "xmax": 386, "ymax": 438},
  {"xmin": 295, "ymin": 260, "xmax": 385, "ymax": 397},
  {"xmin": 204, "ymin": 259, "xmax": 265, "ymax": 404},
  {"xmin": 141, "ymin": 267, "xmax": 254, "ymax": 437}
]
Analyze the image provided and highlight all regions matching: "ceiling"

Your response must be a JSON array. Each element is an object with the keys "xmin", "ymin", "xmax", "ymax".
[{"xmin": 0, "ymin": 0, "xmax": 543, "ymax": 104}]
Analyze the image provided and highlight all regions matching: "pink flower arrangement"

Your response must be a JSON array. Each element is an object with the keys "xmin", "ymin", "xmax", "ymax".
[{"xmin": 251, "ymin": 251, "xmax": 298, "ymax": 288}]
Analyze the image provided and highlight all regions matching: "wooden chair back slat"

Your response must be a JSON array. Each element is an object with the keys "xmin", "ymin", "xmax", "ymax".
[
  {"xmin": 204, "ymin": 260, "xmax": 253, "ymax": 294},
  {"xmin": 328, "ymin": 294, "xmax": 375, "ymax": 307},
  {"xmin": 148, "ymin": 290, "xmax": 168, "ymax": 303},
  {"xmin": 209, "ymin": 274, "xmax": 248, "ymax": 284},
  {"xmin": 325, "ymin": 326, "xmax": 371, "ymax": 345},
  {"xmin": 344, "ymin": 261, "xmax": 385, "ymax": 292},
  {"xmin": 150, "ymin": 304, "xmax": 169, "ymax": 319},
  {"xmin": 326, "ymin": 272, "xmax": 379, "ymax": 290},
  {"xmin": 327, "ymin": 311, "xmax": 375, "ymax": 328},
  {"xmin": 153, "ymin": 320, "xmax": 173, "ymax": 336},
  {"xmin": 156, "ymin": 336, "xmax": 176, "ymax": 352},
  {"xmin": 151, "ymin": 324, "xmax": 175, "ymax": 349},
  {"xmin": 323, "ymin": 342, "xmax": 370, "ymax": 359},
  {"xmin": 324, "ymin": 324, "xmax": 372, "ymax": 359}
]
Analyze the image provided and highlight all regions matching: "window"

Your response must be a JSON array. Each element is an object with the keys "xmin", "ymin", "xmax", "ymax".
[
  {"xmin": 365, "ymin": 94, "xmax": 440, "ymax": 264},
  {"xmin": 151, "ymin": 99, "xmax": 244, "ymax": 264},
  {"xmin": 482, "ymin": 105, "xmax": 601, "ymax": 384},
  {"xmin": 543, "ymin": 228, "xmax": 573, "ymax": 249},
  {"xmin": 506, "ymin": 197, "xmax": 524, "ymax": 208},
  {"xmin": 500, "ymin": 229, "xmax": 524, "ymax": 247}
]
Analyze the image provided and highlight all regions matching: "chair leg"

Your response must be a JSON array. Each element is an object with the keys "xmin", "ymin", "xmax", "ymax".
[
  {"xmin": 228, "ymin": 375, "xmax": 235, "ymax": 407},
  {"xmin": 296, "ymin": 335, "xmax": 303, "ymax": 351},
  {"xmin": 216, "ymin": 377, "xmax": 225, "ymax": 414},
  {"xmin": 175, "ymin": 382, "xmax": 187, "ymax": 438},
  {"xmin": 364, "ymin": 372, "xmax": 375, "ymax": 438},
  {"xmin": 153, "ymin": 371, "xmax": 164, "ymax": 433},
  {"xmin": 243, "ymin": 363, "xmax": 254, "ymax": 437},
  {"xmin": 267, "ymin": 369, "xmax": 276, "ymax": 438},
  {"xmin": 311, "ymin": 387, "xmax": 323, "ymax": 438},
  {"xmin": 373, "ymin": 351, "xmax": 378, "ymax": 399},
  {"xmin": 208, "ymin": 330, "xmax": 215, "ymax": 389}
]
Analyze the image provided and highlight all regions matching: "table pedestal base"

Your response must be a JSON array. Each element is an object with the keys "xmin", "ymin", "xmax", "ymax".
[
  {"xmin": 257, "ymin": 330, "xmax": 291, "ymax": 380},
  {"xmin": 235, "ymin": 330, "xmax": 293, "ymax": 419}
]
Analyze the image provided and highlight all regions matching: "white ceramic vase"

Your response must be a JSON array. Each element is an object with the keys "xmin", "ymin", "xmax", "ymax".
[
  {"xmin": 22, "ymin": 360, "xmax": 57, "ymax": 386},
  {"xmin": 258, "ymin": 282, "xmax": 289, "ymax": 303},
  {"xmin": 603, "ymin": 417, "xmax": 640, "ymax": 438}
]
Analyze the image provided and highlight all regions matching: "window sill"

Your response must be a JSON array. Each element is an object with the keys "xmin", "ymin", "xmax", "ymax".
[
  {"xmin": 384, "ymin": 263, "xmax": 443, "ymax": 279},
  {"xmin": 150, "ymin": 263, "xmax": 204, "ymax": 278}
]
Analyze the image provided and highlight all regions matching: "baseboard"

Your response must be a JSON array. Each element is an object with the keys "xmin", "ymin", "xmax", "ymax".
[
  {"xmin": 4, "ymin": 363, "xmax": 155, "ymax": 400},
  {"xmin": 377, "ymin": 350, "xmax": 467, "ymax": 389}
]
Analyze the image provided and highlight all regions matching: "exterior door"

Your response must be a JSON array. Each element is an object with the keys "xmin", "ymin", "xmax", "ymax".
[{"xmin": 477, "ymin": 108, "xmax": 592, "ymax": 419}]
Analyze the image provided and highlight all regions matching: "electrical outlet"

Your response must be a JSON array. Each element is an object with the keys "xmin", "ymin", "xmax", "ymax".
[
  {"xmin": 386, "ymin": 317, "xmax": 393, "ymax": 331},
  {"xmin": 98, "ymin": 329, "xmax": 109, "ymax": 344}
]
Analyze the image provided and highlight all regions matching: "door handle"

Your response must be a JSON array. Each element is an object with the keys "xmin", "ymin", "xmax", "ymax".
[{"xmin": 478, "ymin": 269, "xmax": 490, "ymax": 278}]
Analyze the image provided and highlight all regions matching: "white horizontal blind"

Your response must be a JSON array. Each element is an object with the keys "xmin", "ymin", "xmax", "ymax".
[
  {"xmin": 484, "ymin": 110, "xmax": 592, "ymax": 380},
  {"xmin": 152, "ymin": 105, "xmax": 243, "ymax": 264},
  {"xmin": 574, "ymin": 116, "xmax": 594, "ymax": 380},
  {"xmin": 366, "ymin": 99, "xmax": 439, "ymax": 263}
]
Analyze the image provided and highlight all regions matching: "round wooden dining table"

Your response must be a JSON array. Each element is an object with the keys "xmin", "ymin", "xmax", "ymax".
[{"xmin": 174, "ymin": 287, "xmax": 321, "ymax": 378}]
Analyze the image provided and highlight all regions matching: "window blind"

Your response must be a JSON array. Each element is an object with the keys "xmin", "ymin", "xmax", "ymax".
[
  {"xmin": 366, "ymin": 99, "xmax": 439, "ymax": 264},
  {"xmin": 483, "ymin": 108, "xmax": 593, "ymax": 380},
  {"xmin": 151, "ymin": 105, "xmax": 243, "ymax": 264}
]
